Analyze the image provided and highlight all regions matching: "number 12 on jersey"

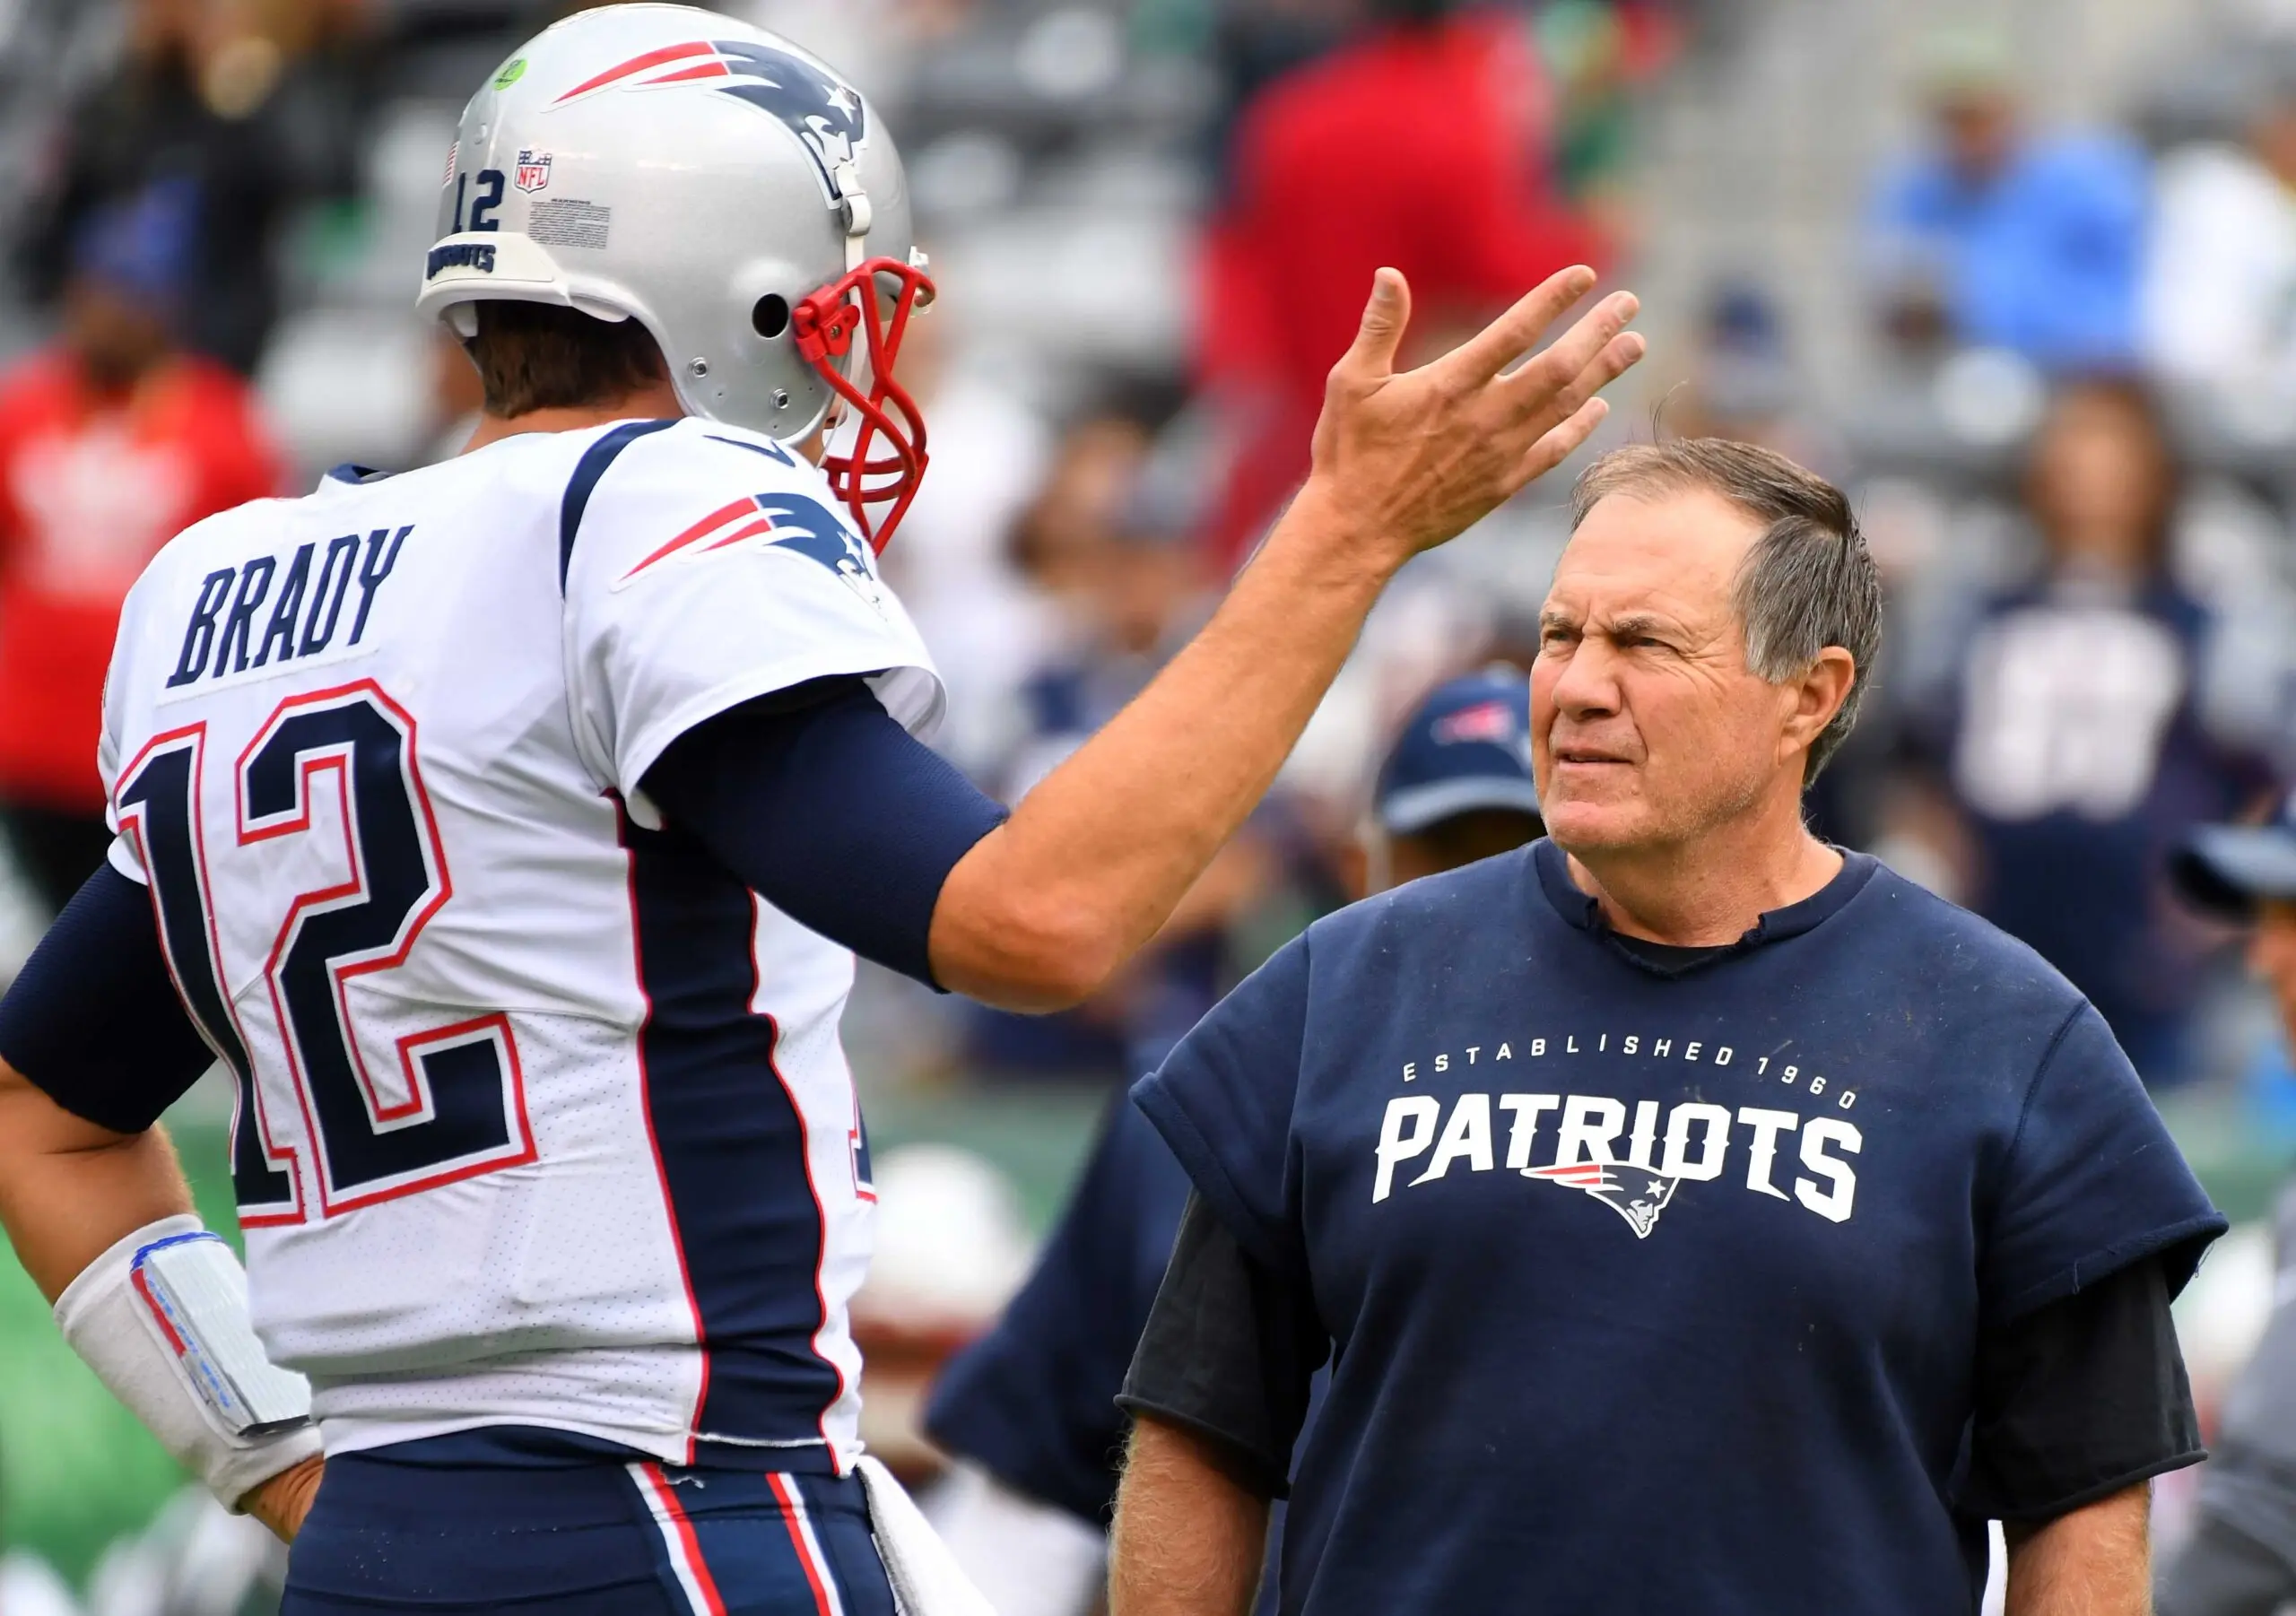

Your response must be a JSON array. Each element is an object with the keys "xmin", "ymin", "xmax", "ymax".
[{"xmin": 115, "ymin": 681, "xmax": 536, "ymax": 1223}]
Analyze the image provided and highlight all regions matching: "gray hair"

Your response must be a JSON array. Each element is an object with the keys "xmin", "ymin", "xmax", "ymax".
[{"xmin": 1568, "ymin": 439, "xmax": 1883, "ymax": 783}]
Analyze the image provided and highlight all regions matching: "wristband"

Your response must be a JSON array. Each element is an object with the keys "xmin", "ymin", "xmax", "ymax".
[{"xmin": 55, "ymin": 1214, "xmax": 321, "ymax": 1509}]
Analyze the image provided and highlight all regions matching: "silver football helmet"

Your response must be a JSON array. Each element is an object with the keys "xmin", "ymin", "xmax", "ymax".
[{"xmin": 415, "ymin": 4, "xmax": 934, "ymax": 549}]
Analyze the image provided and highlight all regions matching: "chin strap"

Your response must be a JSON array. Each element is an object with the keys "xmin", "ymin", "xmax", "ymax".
[
  {"xmin": 835, "ymin": 161, "xmax": 873, "ymax": 274},
  {"xmin": 793, "ymin": 252, "xmax": 935, "ymax": 554}
]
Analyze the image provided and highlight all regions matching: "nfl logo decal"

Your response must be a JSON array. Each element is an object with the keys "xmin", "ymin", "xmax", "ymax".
[{"xmin": 514, "ymin": 149, "xmax": 552, "ymax": 192}]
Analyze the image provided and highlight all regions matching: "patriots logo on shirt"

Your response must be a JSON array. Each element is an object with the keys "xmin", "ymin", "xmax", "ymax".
[
  {"xmin": 1524, "ymin": 1160, "xmax": 1683, "ymax": 1239},
  {"xmin": 616, "ymin": 491, "xmax": 883, "ymax": 608},
  {"xmin": 547, "ymin": 39, "xmax": 865, "ymax": 204}
]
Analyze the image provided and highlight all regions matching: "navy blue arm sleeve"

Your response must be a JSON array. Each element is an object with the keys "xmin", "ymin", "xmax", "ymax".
[
  {"xmin": 641, "ymin": 678, "xmax": 1009, "ymax": 988},
  {"xmin": 0, "ymin": 864, "xmax": 218, "ymax": 1133}
]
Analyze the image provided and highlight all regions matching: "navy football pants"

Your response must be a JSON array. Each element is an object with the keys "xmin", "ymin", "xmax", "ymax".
[{"xmin": 282, "ymin": 1437, "xmax": 896, "ymax": 1614}]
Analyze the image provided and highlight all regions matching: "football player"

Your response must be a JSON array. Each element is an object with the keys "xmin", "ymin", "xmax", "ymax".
[{"xmin": 0, "ymin": 8, "xmax": 1640, "ymax": 1613}]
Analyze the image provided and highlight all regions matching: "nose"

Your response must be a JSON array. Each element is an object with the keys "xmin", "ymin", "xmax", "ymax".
[{"xmin": 1546, "ymin": 634, "xmax": 1622, "ymax": 723}]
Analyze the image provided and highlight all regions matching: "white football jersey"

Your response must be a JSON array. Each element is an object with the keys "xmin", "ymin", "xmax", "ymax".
[{"xmin": 98, "ymin": 418, "xmax": 943, "ymax": 1471}]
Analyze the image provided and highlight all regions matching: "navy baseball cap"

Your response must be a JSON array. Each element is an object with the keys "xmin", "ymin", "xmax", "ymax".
[
  {"xmin": 2170, "ymin": 792, "xmax": 2296, "ymax": 920},
  {"xmin": 71, "ymin": 179, "xmax": 197, "ymax": 308},
  {"xmin": 1374, "ymin": 670, "xmax": 1541, "ymax": 836}
]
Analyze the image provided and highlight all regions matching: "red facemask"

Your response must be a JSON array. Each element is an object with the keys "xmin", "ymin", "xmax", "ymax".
[{"xmin": 792, "ymin": 256, "xmax": 935, "ymax": 554}]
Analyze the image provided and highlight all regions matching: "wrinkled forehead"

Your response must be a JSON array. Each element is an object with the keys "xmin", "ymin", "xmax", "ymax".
[{"xmin": 1544, "ymin": 488, "xmax": 1764, "ymax": 628}]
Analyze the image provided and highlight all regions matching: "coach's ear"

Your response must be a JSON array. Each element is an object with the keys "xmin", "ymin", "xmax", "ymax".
[{"xmin": 1777, "ymin": 647, "xmax": 1854, "ymax": 769}]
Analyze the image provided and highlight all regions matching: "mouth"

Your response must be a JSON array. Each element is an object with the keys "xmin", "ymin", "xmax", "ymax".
[{"xmin": 1552, "ymin": 746, "xmax": 1633, "ymax": 769}]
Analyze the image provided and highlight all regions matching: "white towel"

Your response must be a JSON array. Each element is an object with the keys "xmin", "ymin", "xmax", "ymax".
[{"xmin": 857, "ymin": 1456, "xmax": 1003, "ymax": 1616}]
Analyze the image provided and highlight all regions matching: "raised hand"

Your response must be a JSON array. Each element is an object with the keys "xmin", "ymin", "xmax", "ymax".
[{"xmin": 1299, "ymin": 265, "xmax": 1643, "ymax": 572}]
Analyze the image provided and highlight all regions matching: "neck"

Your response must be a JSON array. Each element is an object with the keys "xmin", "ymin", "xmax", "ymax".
[
  {"xmin": 459, "ymin": 382, "xmax": 685, "ymax": 455},
  {"xmin": 1561, "ymin": 784, "xmax": 1841, "ymax": 946},
  {"xmin": 74, "ymin": 354, "xmax": 164, "ymax": 401}
]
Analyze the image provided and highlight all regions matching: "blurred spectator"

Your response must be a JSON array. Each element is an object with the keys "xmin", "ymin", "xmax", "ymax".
[
  {"xmin": 16, "ymin": 0, "xmax": 368, "ymax": 375},
  {"xmin": 1535, "ymin": 0, "xmax": 1681, "ymax": 240},
  {"xmin": 0, "ymin": 187, "xmax": 279, "ymax": 915},
  {"xmin": 1358, "ymin": 664, "xmax": 1544, "ymax": 887},
  {"xmin": 874, "ymin": 308, "xmax": 1055, "ymax": 778},
  {"xmin": 2157, "ymin": 797, "xmax": 2296, "ymax": 1613},
  {"xmin": 2142, "ymin": 50, "xmax": 2296, "ymax": 410},
  {"xmin": 1863, "ymin": 25, "xmax": 2149, "ymax": 370},
  {"xmin": 1661, "ymin": 282, "xmax": 1828, "ymax": 461},
  {"xmin": 1198, "ymin": 0, "xmax": 1351, "ymax": 187},
  {"xmin": 966, "ymin": 410, "xmax": 1292, "ymax": 1084},
  {"xmin": 1006, "ymin": 378, "xmax": 1187, "ymax": 612},
  {"xmin": 1903, "ymin": 377, "xmax": 2271, "ymax": 1085},
  {"xmin": 1196, "ymin": 0, "xmax": 1606, "ymax": 566}
]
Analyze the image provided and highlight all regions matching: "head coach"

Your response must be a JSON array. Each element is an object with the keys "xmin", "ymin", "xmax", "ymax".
[{"xmin": 1107, "ymin": 439, "xmax": 2227, "ymax": 1615}]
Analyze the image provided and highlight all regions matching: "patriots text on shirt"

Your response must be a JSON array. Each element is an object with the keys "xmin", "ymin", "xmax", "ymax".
[{"xmin": 1373, "ymin": 1032, "xmax": 1862, "ymax": 1234}]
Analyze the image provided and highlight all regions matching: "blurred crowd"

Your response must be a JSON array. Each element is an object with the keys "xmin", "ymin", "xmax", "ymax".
[{"xmin": 20, "ymin": 0, "xmax": 2296, "ymax": 1603}]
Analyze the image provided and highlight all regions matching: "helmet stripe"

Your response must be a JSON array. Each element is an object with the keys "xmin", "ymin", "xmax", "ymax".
[
  {"xmin": 553, "ymin": 41, "xmax": 714, "ymax": 104},
  {"xmin": 639, "ymin": 60, "xmax": 733, "ymax": 87}
]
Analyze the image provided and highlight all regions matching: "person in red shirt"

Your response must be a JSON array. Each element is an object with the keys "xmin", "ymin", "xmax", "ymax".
[
  {"xmin": 0, "ymin": 185, "xmax": 279, "ymax": 913},
  {"xmin": 1198, "ymin": 0, "xmax": 1608, "ymax": 569}
]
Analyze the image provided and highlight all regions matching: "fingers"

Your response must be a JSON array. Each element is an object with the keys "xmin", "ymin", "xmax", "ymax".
[
  {"xmin": 1334, "ymin": 268, "xmax": 1413, "ymax": 384},
  {"xmin": 1436, "ymin": 265, "xmax": 1599, "ymax": 387},
  {"xmin": 1499, "ymin": 292, "xmax": 1642, "ymax": 421},
  {"xmin": 1520, "ymin": 326, "xmax": 1647, "ymax": 432},
  {"xmin": 1510, "ymin": 395, "xmax": 1613, "ymax": 491}
]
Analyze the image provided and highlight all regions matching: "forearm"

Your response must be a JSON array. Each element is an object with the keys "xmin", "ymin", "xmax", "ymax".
[
  {"xmin": 933, "ymin": 488, "xmax": 1384, "ymax": 1008},
  {"xmin": 1109, "ymin": 1414, "xmax": 1271, "ymax": 1616},
  {"xmin": 0, "ymin": 1062, "xmax": 192, "ymax": 1301},
  {"xmin": 927, "ymin": 267, "xmax": 1639, "ymax": 1009},
  {"xmin": 2005, "ymin": 1482, "xmax": 2151, "ymax": 1615},
  {"xmin": 0, "ymin": 1064, "xmax": 324, "ymax": 1529}
]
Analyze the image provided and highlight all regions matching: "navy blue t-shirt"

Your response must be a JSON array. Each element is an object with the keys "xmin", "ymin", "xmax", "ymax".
[{"xmin": 1133, "ymin": 839, "xmax": 2225, "ymax": 1615}]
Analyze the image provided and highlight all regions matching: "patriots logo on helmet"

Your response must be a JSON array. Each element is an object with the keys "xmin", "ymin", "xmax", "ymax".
[
  {"xmin": 547, "ymin": 39, "xmax": 867, "ymax": 203},
  {"xmin": 618, "ymin": 490, "xmax": 883, "ymax": 608},
  {"xmin": 1523, "ymin": 1160, "xmax": 1683, "ymax": 1239}
]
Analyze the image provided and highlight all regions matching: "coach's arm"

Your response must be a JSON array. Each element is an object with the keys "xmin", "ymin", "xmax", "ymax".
[
  {"xmin": 1110, "ymin": 1414, "xmax": 1270, "ymax": 1616},
  {"xmin": 0, "ymin": 1058, "xmax": 324, "ymax": 1537},
  {"xmin": 1108, "ymin": 1416, "xmax": 2159, "ymax": 1616},
  {"xmin": 927, "ymin": 268, "xmax": 1640, "ymax": 1011},
  {"xmin": 2004, "ymin": 1482, "xmax": 2152, "ymax": 1615}
]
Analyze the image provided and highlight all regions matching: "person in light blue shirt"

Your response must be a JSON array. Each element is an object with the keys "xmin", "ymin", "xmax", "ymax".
[{"xmin": 1866, "ymin": 34, "xmax": 2149, "ymax": 369}]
